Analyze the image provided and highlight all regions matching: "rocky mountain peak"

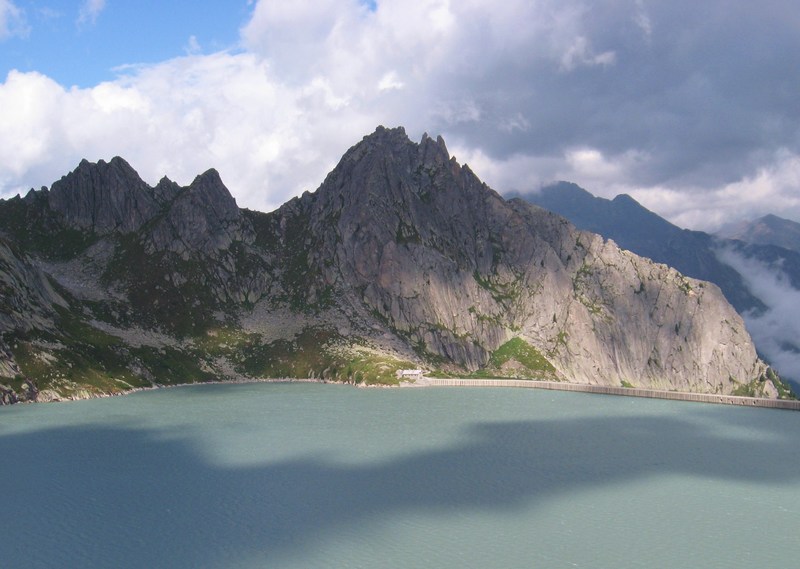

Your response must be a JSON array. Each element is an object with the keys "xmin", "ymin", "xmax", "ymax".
[
  {"xmin": 420, "ymin": 132, "xmax": 451, "ymax": 166},
  {"xmin": 303, "ymin": 127, "xmax": 503, "ymax": 268},
  {"xmin": 47, "ymin": 156, "xmax": 158, "ymax": 235},
  {"xmin": 144, "ymin": 166, "xmax": 246, "ymax": 255},
  {"xmin": 154, "ymin": 175, "xmax": 182, "ymax": 204},
  {"xmin": 184, "ymin": 168, "xmax": 240, "ymax": 223}
]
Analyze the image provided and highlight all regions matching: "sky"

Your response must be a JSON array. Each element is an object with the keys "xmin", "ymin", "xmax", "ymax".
[{"xmin": 1, "ymin": 0, "xmax": 799, "ymax": 231}]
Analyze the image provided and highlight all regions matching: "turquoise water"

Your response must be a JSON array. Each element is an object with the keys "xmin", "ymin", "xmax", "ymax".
[{"xmin": 1, "ymin": 383, "xmax": 799, "ymax": 569}]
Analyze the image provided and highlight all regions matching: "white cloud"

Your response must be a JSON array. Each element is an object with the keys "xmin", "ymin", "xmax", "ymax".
[
  {"xmin": 377, "ymin": 71, "xmax": 403, "ymax": 92},
  {"xmin": 77, "ymin": 0, "xmax": 105, "ymax": 26},
  {"xmin": 633, "ymin": 0, "xmax": 652, "ymax": 41},
  {"xmin": 628, "ymin": 150, "xmax": 800, "ymax": 231},
  {"xmin": 0, "ymin": 0, "xmax": 28, "ymax": 40},
  {"xmin": 0, "ymin": 52, "xmax": 389, "ymax": 212},
  {"xmin": 559, "ymin": 36, "xmax": 616, "ymax": 71},
  {"xmin": 715, "ymin": 247, "xmax": 800, "ymax": 382},
  {"xmin": 566, "ymin": 147, "xmax": 624, "ymax": 180},
  {"xmin": 185, "ymin": 35, "xmax": 202, "ymax": 56}
]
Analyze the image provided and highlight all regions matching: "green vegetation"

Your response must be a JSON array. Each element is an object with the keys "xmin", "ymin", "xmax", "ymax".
[
  {"xmin": 9, "ymin": 323, "xmax": 149, "ymax": 398},
  {"xmin": 396, "ymin": 219, "xmax": 421, "ymax": 245},
  {"xmin": 242, "ymin": 328, "xmax": 415, "ymax": 384},
  {"xmin": 547, "ymin": 330, "xmax": 569, "ymax": 358},
  {"xmin": 6, "ymin": 302, "xmax": 220, "ymax": 398},
  {"xmin": 731, "ymin": 380, "xmax": 761, "ymax": 398},
  {"xmin": 621, "ymin": 380, "xmax": 635, "ymax": 388},
  {"xmin": 0, "ymin": 196, "xmax": 98, "ymax": 259},
  {"xmin": 472, "ymin": 270, "xmax": 521, "ymax": 306},
  {"xmin": 130, "ymin": 346, "xmax": 216, "ymax": 385},
  {"xmin": 765, "ymin": 368, "xmax": 796, "ymax": 399},
  {"xmin": 198, "ymin": 326, "xmax": 417, "ymax": 385},
  {"xmin": 473, "ymin": 337, "xmax": 557, "ymax": 380},
  {"xmin": 731, "ymin": 368, "xmax": 797, "ymax": 399},
  {"xmin": 103, "ymin": 235, "xmax": 220, "ymax": 336},
  {"xmin": 677, "ymin": 276, "xmax": 693, "ymax": 294}
]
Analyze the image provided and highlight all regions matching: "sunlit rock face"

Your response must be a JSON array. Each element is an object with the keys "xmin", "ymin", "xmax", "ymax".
[{"xmin": 281, "ymin": 126, "xmax": 766, "ymax": 390}]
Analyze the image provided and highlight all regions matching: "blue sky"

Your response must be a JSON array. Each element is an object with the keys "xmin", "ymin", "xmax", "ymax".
[
  {"xmin": 1, "ymin": 1, "xmax": 251, "ymax": 87},
  {"xmin": 1, "ymin": 0, "xmax": 800, "ymax": 230}
]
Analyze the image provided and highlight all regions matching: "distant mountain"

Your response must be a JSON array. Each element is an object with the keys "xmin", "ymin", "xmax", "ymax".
[
  {"xmin": 0, "ymin": 128, "xmax": 788, "ymax": 403},
  {"xmin": 717, "ymin": 214, "xmax": 800, "ymax": 254}
]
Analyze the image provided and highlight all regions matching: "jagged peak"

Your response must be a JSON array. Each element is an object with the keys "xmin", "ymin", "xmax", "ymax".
[
  {"xmin": 154, "ymin": 175, "xmax": 181, "ymax": 204},
  {"xmin": 420, "ymin": 132, "xmax": 450, "ymax": 165},
  {"xmin": 182, "ymin": 167, "xmax": 239, "ymax": 222},
  {"xmin": 309, "ymin": 125, "xmax": 495, "ymax": 212},
  {"xmin": 47, "ymin": 156, "xmax": 156, "ymax": 234},
  {"xmin": 370, "ymin": 124, "xmax": 407, "ymax": 140},
  {"xmin": 188, "ymin": 168, "xmax": 234, "ymax": 203},
  {"xmin": 71, "ymin": 156, "xmax": 140, "ymax": 180},
  {"xmin": 191, "ymin": 168, "xmax": 224, "ymax": 187},
  {"xmin": 56, "ymin": 156, "xmax": 147, "ymax": 194}
]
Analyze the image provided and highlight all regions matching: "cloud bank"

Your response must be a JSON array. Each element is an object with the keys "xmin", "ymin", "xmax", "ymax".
[
  {"xmin": 1, "ymin": 0, "xmax": 799, "ymax": 226},
  {"xmin": 716, "ymin": 247, "xmax": 800, "ymax": 385}
]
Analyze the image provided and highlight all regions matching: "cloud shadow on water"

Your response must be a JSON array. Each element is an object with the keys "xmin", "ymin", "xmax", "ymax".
[{"xmin": 1, "ymin": 406, "xmax": 799, "ymax": 568}]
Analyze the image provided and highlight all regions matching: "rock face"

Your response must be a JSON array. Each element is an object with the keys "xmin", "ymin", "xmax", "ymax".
[
  {"xmin": 47, "ymin": 157, "xmax": 160, "ymax": 234},
  {"xmin": 282, "ymin": 127, "xmax": 768, "ymax": 390},
  {"xmin": 0, "ymin": 126, "xmax": 790, "ymax": 403},
  {"xmin": 521, "ymin": 182, "xmax": 800, "ymax": 389},
  {"xmin": 0, "ymin": 237, "xmax": 67, "ymax": 334},
  {"xmin": 146, "ymin": 169, "xmax": 248, "ymax": 255},
  {"xmin": 522, "ymin": 182, "xmax": 767, "ymax": 313}
]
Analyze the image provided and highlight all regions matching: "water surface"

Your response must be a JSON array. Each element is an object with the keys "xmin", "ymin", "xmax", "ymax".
[{"xmin": 1, "ymin": 383, "xmax": 798, "ymax": 568}]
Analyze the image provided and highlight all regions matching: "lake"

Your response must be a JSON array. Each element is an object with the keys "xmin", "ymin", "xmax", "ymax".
[{"xmin": 1, "ymin": 382, "xmax": 798, "ymax": 568}]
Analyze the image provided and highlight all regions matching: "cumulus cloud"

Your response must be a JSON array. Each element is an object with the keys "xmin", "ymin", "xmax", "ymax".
[
  {"xmin": 0, "ymin": 55, "xmax": 386, "ymax": 212},
  {"xmin": 1, "ymin": 0, "xmax": 799, "ymax": 228},
  {"xmin": 77, "ymin": 0, "xmax": 105, "ymax": 26},
  {"xmin": 716, "ymin": 247, "xmax": 800, "ymax": 384}
]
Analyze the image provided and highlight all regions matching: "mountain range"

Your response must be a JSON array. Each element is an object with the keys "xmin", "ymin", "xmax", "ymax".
[{"xmin": 0, "ymin": 127, "xmax": 790, "ymax": 404}]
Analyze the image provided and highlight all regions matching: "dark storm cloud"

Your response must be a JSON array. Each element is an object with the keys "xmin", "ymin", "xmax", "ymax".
[{"xmin": 428, "ymin": 0, "xmax": 800, "ymax": 192}]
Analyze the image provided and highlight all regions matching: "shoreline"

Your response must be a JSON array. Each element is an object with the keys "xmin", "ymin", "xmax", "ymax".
[{"xmin": 4, "ymin": 375, "xmax": 798, "ymax": 411}]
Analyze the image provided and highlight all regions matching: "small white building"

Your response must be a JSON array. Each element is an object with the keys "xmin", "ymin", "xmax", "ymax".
[{"xmin": 398, "ymin": 369, "xmax": 423, "ymax": 381}]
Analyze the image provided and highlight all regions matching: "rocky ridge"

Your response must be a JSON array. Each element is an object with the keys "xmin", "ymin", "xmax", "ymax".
[{"xmin": 0, "ymin": 127, "xmax": 791, "ymax": 403}]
